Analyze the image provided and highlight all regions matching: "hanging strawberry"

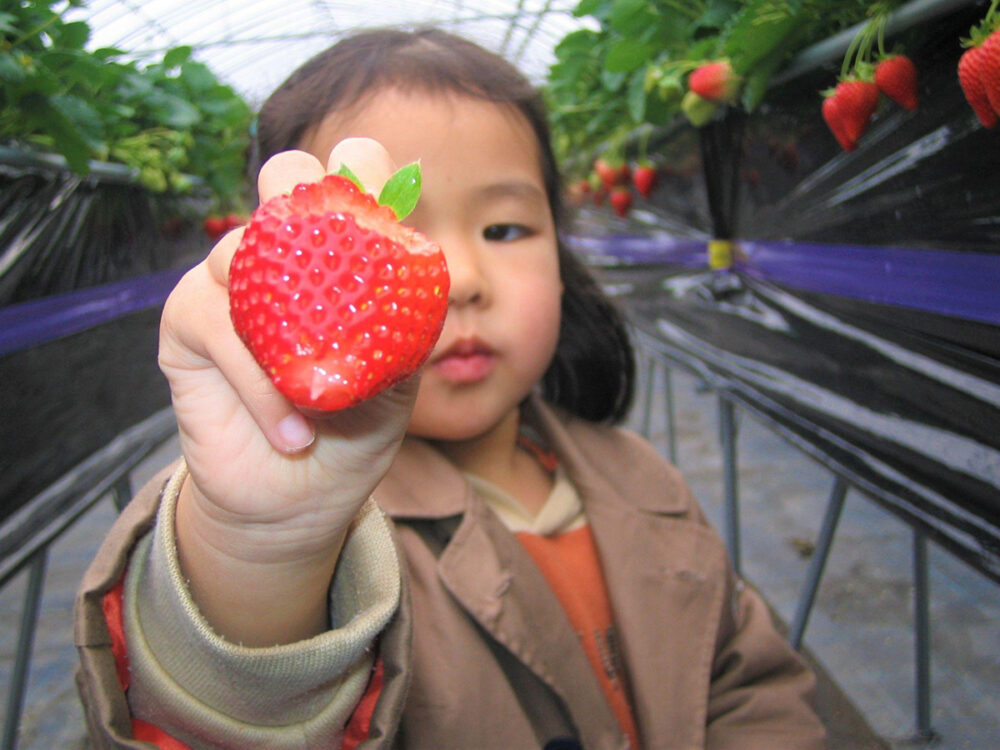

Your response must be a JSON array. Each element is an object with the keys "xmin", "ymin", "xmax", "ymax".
[
  {"xmin": 822, "ymin": 90, "xmax": 855, "ymax": 151},
  {"xmin": 823, "ymin": 77, "xmax": 879, "ymax": 151},
  {"xmin": 983, "ymin": 28, "xmax": 1000, "ymax": 114},
  {"xmin": 594, "ymin": 157, "xmax": 625, "ymax": 191},
  {"xmin": 609, "ymin": 187, "xmax": 633, "ymax": 218},
  {"xmin": 874, "ymin": 54, "xmax": 919, "ymax": 110},
  {"xmin": 958, "ymin": 44, "xmax": 998, "ymax": 127},
  {"xmin": 958, "ymin": 3, "xmax": 1000, "ymax": 127},
  {"xmin": 632, "ymin": 163, "xmax": 659, "ymax": 199},
  {"xmin": 203, "ymin": 215, "xmax": 228, "ymax": 240},
  {"xmin": 688, "ymin": 60, "xmax": 741, "ymax": 103}
]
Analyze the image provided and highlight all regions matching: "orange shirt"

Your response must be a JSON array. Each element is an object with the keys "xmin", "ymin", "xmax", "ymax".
[
  {"xmin": 467, "ymin": 459, "xmax": 640, "ymax": 749},
  {"xmin": 517, "ymin": 525, "xmax": 640, "ymax": 750}
]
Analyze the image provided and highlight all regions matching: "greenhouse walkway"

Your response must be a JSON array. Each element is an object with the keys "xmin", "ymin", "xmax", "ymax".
[{"xmin": 1, "ymin": 370, "xmax": 998, "ymax": 749}]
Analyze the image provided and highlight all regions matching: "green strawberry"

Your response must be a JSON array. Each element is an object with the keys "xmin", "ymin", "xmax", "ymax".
[
  {"xmin": 229, "ymin": 165, "xmax": 449, "ymax": 411},
  {"xmin": 681, "ymin": 90, "xmax": 720, "ymax": 127}
]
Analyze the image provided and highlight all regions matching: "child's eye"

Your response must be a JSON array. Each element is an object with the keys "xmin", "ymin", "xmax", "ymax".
[{"xmin": 483, "ymin": 224, "xmax": 530, "ymax": 242}]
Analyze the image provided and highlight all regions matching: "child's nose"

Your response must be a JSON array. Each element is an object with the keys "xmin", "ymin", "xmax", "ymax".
[{"xmin": 443, "ymin": 239, "xmax": 487, "ymax": 307}]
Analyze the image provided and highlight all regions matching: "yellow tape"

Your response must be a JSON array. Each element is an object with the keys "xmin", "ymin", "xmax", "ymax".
[{"xmin": 708, "ymin": 239, "xmax": 733, "ymax": 269}]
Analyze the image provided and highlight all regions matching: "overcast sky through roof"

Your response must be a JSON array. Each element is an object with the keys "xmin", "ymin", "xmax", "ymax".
[{"xmin": 68, "ymin": 0, "xmax": 596, "ymax": 106}]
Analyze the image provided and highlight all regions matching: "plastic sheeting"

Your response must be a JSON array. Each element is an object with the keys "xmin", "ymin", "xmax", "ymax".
[
  {"xmin": 0, "ymin": 159, "xmax": 203, "ymax": 524},
  {"xmin": 570, "ymin": 3, "xmax": 1000, "ymax": 582}
]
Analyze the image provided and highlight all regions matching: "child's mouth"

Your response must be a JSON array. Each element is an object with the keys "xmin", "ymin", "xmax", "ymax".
[{"xmin": 432, "ymin": 338, "xmax": 495, "ymax": 383}]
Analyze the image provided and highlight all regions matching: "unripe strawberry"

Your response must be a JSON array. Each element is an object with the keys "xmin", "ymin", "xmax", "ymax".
[
  {"xmin": 681, "ymin": 90, "xmax": 720, "ymax": 127},
  {"xmin": 594, "ymin": 158, "xmax": 624, "ymax": 190},
  {"xmin": 874, "ymin": 55, "xmax": 919, "ymax": 110}
]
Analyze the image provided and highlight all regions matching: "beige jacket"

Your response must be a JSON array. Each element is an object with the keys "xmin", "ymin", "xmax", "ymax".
[{"xmin": 75, "ymin": 396, "xmax": 826, "ymax": 749}]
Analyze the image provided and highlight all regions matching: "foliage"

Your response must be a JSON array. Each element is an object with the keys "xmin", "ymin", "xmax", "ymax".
[
  {"xmin": 0, "ymin": 0, "xmax": 253, "ymax": 207},
  {"xmin": 544, "ymin": 0, "xmax": 898, "ymax": 168}
]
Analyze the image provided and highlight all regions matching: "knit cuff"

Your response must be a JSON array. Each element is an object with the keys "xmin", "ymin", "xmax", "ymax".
[{"xmin": 122, "ymin": 462, "xmax": 401, "ymax": 749}]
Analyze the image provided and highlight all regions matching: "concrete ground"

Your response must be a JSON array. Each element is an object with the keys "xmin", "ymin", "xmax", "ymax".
[{"xmin": 1, "ymin": 369, "xmax": 998, "ymax": 748}]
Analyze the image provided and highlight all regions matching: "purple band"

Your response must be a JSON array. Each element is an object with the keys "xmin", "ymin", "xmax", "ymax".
[
  {"xmin": 565, "ymin": 234, "xmax": 1000, "ymax": 326},
  {"xmin": 0, "ymin": 268, "xmax": 189, "ymax": 357}
]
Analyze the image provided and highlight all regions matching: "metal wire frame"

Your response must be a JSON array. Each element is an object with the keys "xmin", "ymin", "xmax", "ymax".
[
  {"xmin": 0, "ymin": 408, "xmax": 177, "ymax": 750},
  {"xmin": 66, "ymin": 0, "xmax": 588, "ymax": 100},
  {"xmin": 630, "ymin": 327, "xmax": 941, "ymax": 743}
]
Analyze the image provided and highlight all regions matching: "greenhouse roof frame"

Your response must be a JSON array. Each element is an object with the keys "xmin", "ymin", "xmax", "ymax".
[{"xmin": 68, "ymin": 0, "xmax": 594, "ymax": 105}]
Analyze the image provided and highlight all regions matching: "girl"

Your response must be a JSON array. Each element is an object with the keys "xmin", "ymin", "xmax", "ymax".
[{"xmin": 76, "ymin": 28, "xmax": 826, "ymax": 749}]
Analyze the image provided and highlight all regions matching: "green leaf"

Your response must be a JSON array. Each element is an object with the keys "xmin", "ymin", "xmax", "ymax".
[
  {"xmin": 179, "ymin": 60, "xmax": 216, "ymax": 94},
  {"xmin": 56, "ymin": 20, "xmax": 90, "ymax": 49},
  {"xmin": 21, "ymin": 92, "xmax": 96, "ymax": 172},
  {"xmin": 377, "ymin": 162, "xmax": 422, "ymax": 220},
  {"xmin": 163, "ymin": 45, "xmax": 192, "ymax": 69},
  {"xmin": 143, "ymin": 88, "xmax": 201, "ymax": 129},
  {"xmin": 0, "ymin": 52, "xmax": 25, "ymax": 84},
  {"xmin": 626, "ymin": 67, "xmax": 647, "ymax": 123},
  {"xmin": 601, "ymin": 68, "xmax": 627, "ymax": 91},
  {"xmin": 0, "ymin": 12, "xmax": 17, "ymax": 35},
  {"xmin": 335, "ymin": 163, "xmax": 364, "ymax": 191},
  {"xmin": 723, "ymin": 0, "xmax": 802, "ymax": 74},
  {"xmin": 554, "ymin": 29, "xmax": 598, "ymax": 60},
  {"xmin": 575, "ymin": 0, "xmax": 612, "ymax": 20},
  {"xmin": 604, "ymin": 39, "xmax": 654, "ymax": 73},
  {"xmin": 608, "ymin": 0, "xmax": 658, "ymax": 38}
]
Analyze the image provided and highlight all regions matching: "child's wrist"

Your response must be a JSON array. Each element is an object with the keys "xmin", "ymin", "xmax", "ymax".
[{"xmin": 174, "ymin": 476, "xmax": 346, "ymax": 644}]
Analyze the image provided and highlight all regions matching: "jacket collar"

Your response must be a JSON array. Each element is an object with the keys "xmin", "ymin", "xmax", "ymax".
[{"xmin": 375, "ymin": 393, "xmax": 689, "ymax": 520}]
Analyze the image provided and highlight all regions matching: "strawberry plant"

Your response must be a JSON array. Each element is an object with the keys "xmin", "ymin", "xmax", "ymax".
[
  {"xmin": 545, "ymin": 0, "xmax": 891, "ymax": 164},
  {"xmin": 229, "ymin": 163, "xmax": 449, "ymax": 411},
  {"xmin": 817, "ymin": 3, "xmax": 918, "ymax": 151},
  {"xmin": 0, "ymin": 1, "xmax": 252, "ymax": 207}
]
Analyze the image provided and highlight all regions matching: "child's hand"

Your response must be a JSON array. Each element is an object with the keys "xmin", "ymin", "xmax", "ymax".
[{"xmin": 158, "ymin": 139, "xmax": 420, "ymax": 644}]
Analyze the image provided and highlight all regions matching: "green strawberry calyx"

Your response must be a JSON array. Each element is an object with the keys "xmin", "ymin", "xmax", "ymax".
[{"xmin": 335, "ymin": 161, "xmax": 422, "ymax": 221}]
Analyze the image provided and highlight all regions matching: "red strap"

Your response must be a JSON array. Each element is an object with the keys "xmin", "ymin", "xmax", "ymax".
[
  {"xmin": 341, "ymin": 657, "xmax": 385, "ymax": 749},
  {"xmin": 101, "ymin": 580, "xmax": 131, "ymax": 692},
  {"xmin": 101, "ymin": 582, "xmax": 385, "ymax": 749}
]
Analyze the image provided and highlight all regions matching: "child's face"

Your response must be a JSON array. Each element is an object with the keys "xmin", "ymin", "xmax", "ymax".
[{"xmin": 302, "ymin": 89, "xmax": 562, "ymax": 443}]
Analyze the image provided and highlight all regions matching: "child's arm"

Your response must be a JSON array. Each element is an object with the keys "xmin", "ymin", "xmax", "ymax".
[{"xmin": 159, "ymin": 139, "xmax": 419, "ymax": 647}]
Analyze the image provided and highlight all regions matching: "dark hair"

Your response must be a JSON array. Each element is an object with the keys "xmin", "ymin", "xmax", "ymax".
[{"xmin": 254, "ymin": 27, "xmax": 634, "ymax": 423}]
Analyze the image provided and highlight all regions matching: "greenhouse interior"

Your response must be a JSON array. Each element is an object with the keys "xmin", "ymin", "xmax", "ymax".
[{"xmin": 1, "ymin": 0, "xmax": 998, "ymax": 747}]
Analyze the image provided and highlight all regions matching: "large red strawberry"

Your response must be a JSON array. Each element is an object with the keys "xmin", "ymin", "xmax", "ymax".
[
  {"xmin": 874, "ymin": 55, "xmax": 919, "ymax": 111},
  {"xmin": 632, "ymin": 164, "xmax": 658, "ymax": 198},
  {"xmin": 959, "ymin": 41, "xmax": 999, "ymax": 128},
  {"xmin": 834, "ymin": 78, "xmax": 879, "ymax": 144},
  {"xmin": 229, "ymin": 166, "xmax": 449, "ymax": 411},
  {"xmin": 688, "ymin": 61, "xmax": 740, "ymax": 102}
]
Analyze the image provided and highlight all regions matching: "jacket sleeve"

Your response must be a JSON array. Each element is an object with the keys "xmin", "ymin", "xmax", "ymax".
[
  {"xmin": 75, "ymin": 460, "xmax": 404, "ymax": 750},
  {"xmin": 705, "ymin": 570, "xmax": 828, "ymax": 750}
]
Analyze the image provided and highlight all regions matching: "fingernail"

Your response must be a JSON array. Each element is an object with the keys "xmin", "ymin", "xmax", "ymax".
[{"xmin": 277, "ymin": 413, "xmax": 314, "ymax": 452}]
